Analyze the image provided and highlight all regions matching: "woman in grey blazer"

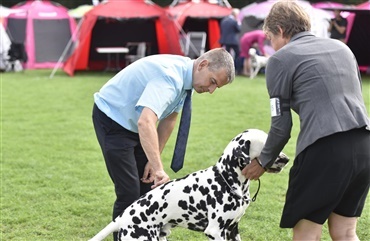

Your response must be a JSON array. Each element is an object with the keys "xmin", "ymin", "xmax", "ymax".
[{"xmin": 243, "ymin": 1, "xmax": 370, "ymax": 240}]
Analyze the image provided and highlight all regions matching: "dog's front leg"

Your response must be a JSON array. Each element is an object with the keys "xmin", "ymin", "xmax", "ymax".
[
  {"xmin": 204, "ymin": 221, "xmax": 227, "ymax": 241},
  {"xmin": 158, "ymin": 223, "xmax": 172, "ymax": 241},
  {"xmin": 226, "ymin": 223, "xmax": 241, "ymax": 241}
]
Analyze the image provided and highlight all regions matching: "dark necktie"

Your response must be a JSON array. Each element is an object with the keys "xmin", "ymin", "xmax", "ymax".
[{"xmin": 171, "ymin": 90, "xmax": 192, "ymax": 172}]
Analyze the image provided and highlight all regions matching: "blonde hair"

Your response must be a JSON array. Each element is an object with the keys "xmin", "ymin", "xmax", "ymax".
[
  {"xmin": 263, "ymin": 0, "xmax": 311, "ymax": 38},
  {"xmin": 197, "ymin": 48, "xmax": 235, "ymax": 84}
]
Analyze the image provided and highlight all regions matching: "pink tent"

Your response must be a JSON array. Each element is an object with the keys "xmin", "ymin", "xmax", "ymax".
[
  {"xmin": 311, "ymin": 2, "xmax": 354, "ymax": 44},
  {"xmin": 5, "ymin": 0, "xmax": 77, "ymax": 69},
  {"xmin": 316, "ymin": 1, "xmax": 370, "ymax": 72},
  {"xmin": 346, "ymin": 1, "xmax": 370, "ymax": 72},
  {"xmin": 357, "ymin": 1, "xmax": 370, "ymax": 10},
  {"xmin": 311, "ymin": 1, "xmax": 344, "ymax": 9}
]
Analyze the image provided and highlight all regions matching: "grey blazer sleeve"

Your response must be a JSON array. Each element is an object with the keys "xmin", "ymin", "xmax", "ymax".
[{"xmin": 259, "ymin": 55, "xmax": 292, "ymax": 168}]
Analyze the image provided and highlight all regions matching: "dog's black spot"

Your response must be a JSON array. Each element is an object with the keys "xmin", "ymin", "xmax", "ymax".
[
  {"xmin": 206, "ymin": 233, "xmax": 215, "ymax": 240},
  {"xmin": 131, "ymin": 225, "xmax": 150, "ymax": 239},
  {"xmin": 138, "ymin": 198, "xmax": 150, "ymax": 207},
  {"xmin": 129, "ymin": 209, "xmax": 135, "ymax": 216},
  {"xmin": 162, "ymin": 189, "xmax": 171, "ymax": 199},
  {"xmin": 168, "ymin": 219, "xmax": 176, "ymax": 225},
  {"xmin": 163, "ymin": 202, "xmax": 168, "ymax": 209},
  {"xmin": 194, "ymin": 212, "xmax": 205, "ymax": 220},
  {"xmin": 178, "ymin": 200, "xmax": 188, "ymax": 210},
  {"xmin": 195, "ymin": 217, "xmax": 208, "ymax": 230},
  {"xmin": 146, "ymin": 201, "xmax": 159, "ymax": 216},
  {"xmin": 183, "ymin": 186, "xmax": 191, "ymax": 193},
  {"xmin": 224, "ymin": 202, "xmax": 237, "ymax": 212},
  {"xmin": 196, "ymin": 200, "xmax": 207, "ymax": 212},
  {"xmin": 140, "ymin": 212, "xmax": 148, "ymax": 222},
  {"xmin": 182, "ymin": 213, "xmax": 190, "ymax": 221},
  {"xmin": 206, "ymin": 194, "xmax": 216, "ymax": 209},
  {"xmin": 199, "ymin": 186, "xmax": 209, "ymax": 195},
  {"xmin": 189, "ymin": 204, "xmax": 197, "ymax": 213},
  {"xmin": 188, "ymin": 222, "xmax": 205, "ymax": 232},
  {"xmin": 132, "ymin": 216, "xmax": 141, "ymax": 224}
]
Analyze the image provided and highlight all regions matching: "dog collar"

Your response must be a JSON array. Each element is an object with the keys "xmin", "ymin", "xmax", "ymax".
[{"xmin": 213, "ymin": 166, "xmax": 260, "ymax": 203}]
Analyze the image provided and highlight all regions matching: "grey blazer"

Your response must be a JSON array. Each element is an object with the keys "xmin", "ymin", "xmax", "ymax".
[{"xmin": 260, "ymin": 32, "xmax": 370, "ymax": 167}]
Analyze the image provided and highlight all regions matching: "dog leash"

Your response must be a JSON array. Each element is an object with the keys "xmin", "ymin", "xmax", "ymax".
[
  {"xmin": 251, "ymin": 179, "xmax": 261, "ymax": 202},
  {"xmin": 215, "ymin": 166, "xmax": 261, "ymax": 203}
]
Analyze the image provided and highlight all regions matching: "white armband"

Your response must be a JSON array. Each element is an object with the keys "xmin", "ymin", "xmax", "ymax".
[{"xmin": 270, "ymin": 97, "xmax": 281, "ymax": 117}]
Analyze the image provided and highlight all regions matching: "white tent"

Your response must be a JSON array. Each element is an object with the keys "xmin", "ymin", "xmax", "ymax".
[
  {"xmin": 68, "ymin": 4, "xmax": 93, "ymax": 19},
  {"xmin": 239, "ymin": 0, "xmax": 332, "ymax": 38},
  {"xmin": 0, "ymin": 5, "xmax": 25, "ymax": 18}
]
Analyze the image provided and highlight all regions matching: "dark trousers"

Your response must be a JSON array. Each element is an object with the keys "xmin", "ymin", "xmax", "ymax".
[
  {"xmin": 92, "ymin": 104, "xmax": 152, "ymax": 240},
  {"xmin": 224, "ymin": 44, "xmax": 242, "ymax": 74}
]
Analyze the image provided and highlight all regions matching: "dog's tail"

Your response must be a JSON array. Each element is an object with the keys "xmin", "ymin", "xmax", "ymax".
[{"xmin": 88, "ymin": 221, "xmax": 119, "ymax": 241}]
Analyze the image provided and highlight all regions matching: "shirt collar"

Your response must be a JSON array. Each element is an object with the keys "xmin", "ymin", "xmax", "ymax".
[
  {"xmin": 290, "ymin": 31, "xmax": 314, "ymax": 43},
  {"xmin": 184, "ymin": 59, "xmax": 194, "ymax": 91}
]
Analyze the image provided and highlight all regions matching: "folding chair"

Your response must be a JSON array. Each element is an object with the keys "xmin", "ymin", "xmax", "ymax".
[
  {"xmin": 184, "ymin": 32, "xmax": 207, "ymax": 59},
  {"xmin": 125, "ymin": 42, "xmax": 146, "ymax": 66}
]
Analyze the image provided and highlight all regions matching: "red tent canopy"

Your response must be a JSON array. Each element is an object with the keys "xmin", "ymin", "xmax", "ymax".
[
  {"xmin": 63, "ymin": 0, "xmax": 182, "ymax": 76},
  {"xmin": 167, "ymin": 0, "xmax": 231, "ymax": 50}
]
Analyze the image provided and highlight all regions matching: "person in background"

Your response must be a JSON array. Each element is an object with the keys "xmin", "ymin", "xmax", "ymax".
[
  {"xmin": 243, "ymin": 1, "xmax": 370, "ymax": 241},
  {"xmin": 219, "ymin": 8, "xmax": 242, "ymax": 74},
  {"xmin": 328, "ymin": 9, "xmax": 348, "ymax": 43},
  {"xmin": 239, "ymin": 30, "xmax": 268, "ymax": 77},
  {"xmin": 92, "ymin": 48, "xmax": 235, "ymax": 241}
]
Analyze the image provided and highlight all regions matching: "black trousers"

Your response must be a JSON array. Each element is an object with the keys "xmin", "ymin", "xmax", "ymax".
[
  {"xmin": 224, "ymin": 44, "xmax": 242, "ymax": 74},
  {"xmin": 92, "ymin": 104, "xmax": 152, "ymax": 240}
]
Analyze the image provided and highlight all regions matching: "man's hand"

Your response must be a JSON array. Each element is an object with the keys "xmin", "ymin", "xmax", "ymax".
[
  {"xmin": 151, "ymin": 170, "xmax": 170, "ymax": 189},
  {"xmin": 141, "ymin": 163, "xmax": 170, "ymax": 188},
  {"xmin": 141, "ymin": 162, "xmax": 155, "ymax": 184},
  {"xmin": 242, "ymin": 158, "xmax": 265, "ymax": 180}
]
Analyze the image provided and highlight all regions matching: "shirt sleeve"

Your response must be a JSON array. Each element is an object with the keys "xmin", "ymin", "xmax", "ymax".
[
  {"xmin": 259, "ymin": 55, "xmax": 292, "ymax": 168},
  {"xmin": 136, "ymin": 78, "xmax": 179, "ymax": 119}
]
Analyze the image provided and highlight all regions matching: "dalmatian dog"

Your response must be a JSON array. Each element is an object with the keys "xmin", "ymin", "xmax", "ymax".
[
  {"xmin": 249, "ymin": 48, "xmax": 269, "ymax": 79},
  {"xmin": 89, "ymin": 129, "xmax": 289, "ymax": 241}
]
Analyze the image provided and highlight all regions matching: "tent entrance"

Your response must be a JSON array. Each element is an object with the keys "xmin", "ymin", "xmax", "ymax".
[
  {"xmin": 88, "ymin": 17, "xmax": 159, "ymax": 70},
  {"xmin": 34, "ymin": 19, "xmax": 72, "ymax": 62},
  {"xmin": 182, "ymin": 17, "xmax": 213, "ymax": 51}
]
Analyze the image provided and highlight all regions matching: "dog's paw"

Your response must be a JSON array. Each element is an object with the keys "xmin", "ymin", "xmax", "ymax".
[{"xmin": 265, "ymin": 152, "xmax": 289, "ymax": 174}]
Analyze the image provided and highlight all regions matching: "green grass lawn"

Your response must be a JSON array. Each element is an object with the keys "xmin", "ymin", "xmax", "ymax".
[{"xmin": 1, "ymin": 69, "xmax": 369, "ymax": 241}]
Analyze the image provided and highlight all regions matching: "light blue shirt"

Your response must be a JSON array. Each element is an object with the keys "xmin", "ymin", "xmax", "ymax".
[{"xmin": 94, "ymin": 54, "xmax": 194, "ymax": 133}]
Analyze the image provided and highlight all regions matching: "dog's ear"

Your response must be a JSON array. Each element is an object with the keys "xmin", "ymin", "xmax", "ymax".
[{"xmin": 232, "ymin": 140, "xmax": 251, "ymax": 168}]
